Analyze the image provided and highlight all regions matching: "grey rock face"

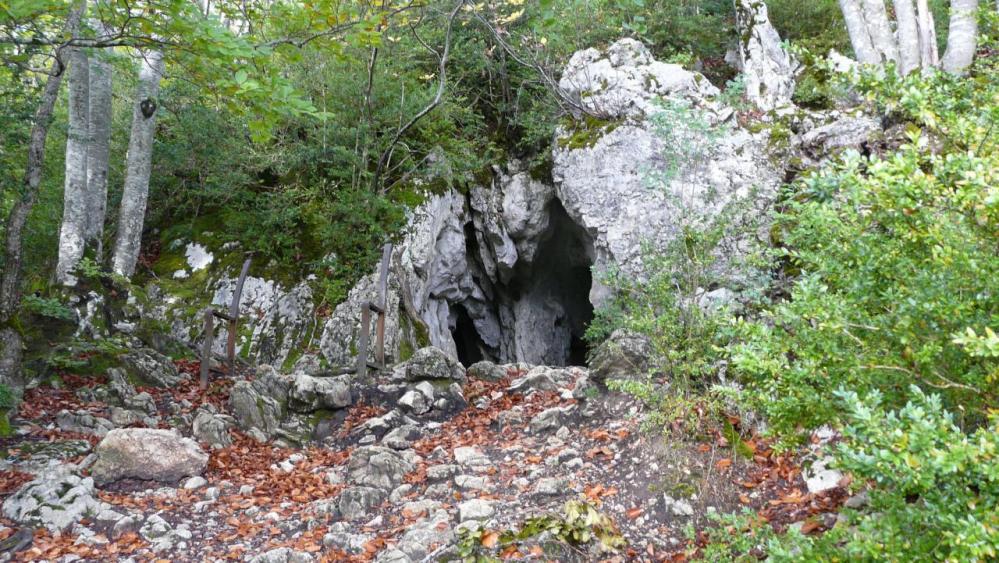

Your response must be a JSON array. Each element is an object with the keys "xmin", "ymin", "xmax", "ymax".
[
  {"xmin": 559, "ymin": 38, "xmax": 719, "ymax": 118},
  {"xmin": 228, "ymin": 380, "xmax": 284, "ymax": 438},
  {"xmin": 393, "ymin": 347, "xmax": 466, "ymax": 384},
  {"xmin": 287, "ymin": 373, "xmax": 352, "ymax": 412},
  {"xmin": 799, "ymin": 114, "xmax": 882, "ymax": 157},
  {"xmin": 467, "ymin": 361, "xmax": 508, "ymax": 382},
  {"xmin": 2, "ymin": 466, "xmax": 100, "ymax": 531},
  {"xmin": 588, "ymin": 329, "xmax": 652, "ymax": 382},
  {"xmin": 57, "ymin": 409, "xmax": 116, "ymax": 437},
  {"xmin": 209, "ymin": 276, "xmax": 317, "ymax": 369},
  {"xmin": 347, "ymin": 446, "xmax": 415, "ymax": 490},
  {"xmin": 734, "ymin": 0, "xmax": 796, "ymax": 110},
  {"xmin": 457, "ymin": 499, "xmax": 495, "ymax": 522},
  {"xmin": 554, "ymin": 40, "xmax": 781, "ymax": 309},
  {"xmin": 90, "ymin": 428, "xmax": 209, "ymax": 485},
  {"xmin": 394, "ymin": 509, "xmax": 454, "ymax": 560},
  {"xmin": 529, "ymin": 406, "xmax": 577, "ymax": 434},
  {"xmin": 121, "ymin": 347, "xmax": 184, "ymax": 387},
  {"xmin": 338, "ymin": 486, "xmax": 388, "ymax": 521},
  {"xmin": 191, "ymin": 406, "xmax": 235, "ymax": 449}
]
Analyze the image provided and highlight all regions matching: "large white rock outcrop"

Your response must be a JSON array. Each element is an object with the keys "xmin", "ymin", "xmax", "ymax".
[
  {"xmin": 554, "ymin": 38, "xmax": 782, "ymax": 307},
  {"xmin": 559, "ymin": 37, "xmax": 719, "ymax": 118}
]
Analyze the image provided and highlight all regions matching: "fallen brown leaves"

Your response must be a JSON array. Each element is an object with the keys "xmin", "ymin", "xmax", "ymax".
[
  {"xmin": 18, "ymin": 530, "xmax": 146, "ymax": 562},
  {"xmin": 0, "ymin": 470, "xmax": 33, "ymax": 497}
]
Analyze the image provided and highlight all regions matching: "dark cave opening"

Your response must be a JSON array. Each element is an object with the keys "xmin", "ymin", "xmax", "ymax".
[
  {"xmin": 452, "ymin": 303, "xmax": 487, "ymax": 366},
  {"xmin": 531, "ymin": 199, "xmax": 595, "ymax": 367},
  {"xmin": 451, "ymin": 195, "xmax": 595, "ymax": 367}
]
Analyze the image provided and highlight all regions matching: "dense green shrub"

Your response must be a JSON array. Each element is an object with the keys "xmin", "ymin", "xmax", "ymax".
[
  {"xmin": 731, "ymin": 55, "xmax": 999, "ymax": 438},
  {"xmin": 698, "ymin": 388, "xmax": 999, "ymax": 561}
]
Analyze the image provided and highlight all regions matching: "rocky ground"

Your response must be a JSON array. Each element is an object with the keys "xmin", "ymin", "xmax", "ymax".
[{"xmin": 0, "ymin": 341, "xmax": 850, "ymax": 562}]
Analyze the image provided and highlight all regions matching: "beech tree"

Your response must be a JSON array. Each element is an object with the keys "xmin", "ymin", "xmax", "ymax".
[
  {"xmin": 838, "ymin": 0, "xmax": 982, "ymax": 74},
  {"xmin": 54, "ymin": 40, "xmax": 91, "ymax": 285},
  {"xmin": 111, "ymin": 51, "xmax": 164, "ymax": 278}
]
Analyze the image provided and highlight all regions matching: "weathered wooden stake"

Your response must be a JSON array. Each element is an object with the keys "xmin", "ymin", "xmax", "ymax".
[
  {"xmin": 356, "ymin": 243, "xmax": 393, "ymax": 379},
  {"xmin": 199, "ymin": 256, "xmax": 252, "ymax": 390},
  {"xmin": 200, "ymin": 309, "xmax": 214, "ymax": 390}
]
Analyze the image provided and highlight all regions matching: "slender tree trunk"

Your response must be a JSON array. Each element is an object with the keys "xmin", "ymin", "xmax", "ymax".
[
  {"xmin": 839, "ymin": 0, "xmax": 881, "ymax": 64},
  {"xmin": 916, "ymin": 0, "xmax": 940, "ymax": 68},
  {"xmin": 85, "ymin": 32, "xmax": 113, "ymax": 254},
  {"xmin": 861, "ymin": 0, "xmax": 901, "ymax": 66},
  {"xmin": 1, "ymin": 1, "xmax": 86, "ymax": 389},
  {"xmin": 54, "ymin": 44, "xmax": 91, "ymax": 285},
  {"xmin": 894, "ymin": 0, "xmax": 922, "ymax": 74},
  {"xmin": 112, "ymin": 50, "xmax": 164, "ymax": 278},
  {"xmin": 941, "ymin": 0, "xmax": 980, "ymax": 74}
]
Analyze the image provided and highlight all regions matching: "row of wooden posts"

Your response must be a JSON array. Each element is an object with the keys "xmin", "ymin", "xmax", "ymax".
[{"xmin": 199, "ymin": 243, "xmax": 393, "ymax": 389}]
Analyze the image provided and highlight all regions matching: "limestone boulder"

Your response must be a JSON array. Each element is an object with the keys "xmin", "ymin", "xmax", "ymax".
[
  {"xmin": 90, "ymin": 428, "xmax": 209, "ymax": 486},
  {"xmin": 392, "ymin": 347, "xmax": 466, "ymax": 384},
  {"xmin": 347, "ymin": 446, "xmax": 415, "ymax": 490},
  {"xmin": 588, "ymin": 329, "xmax": 652, "ymax": 382},
  {"xmin": 121, "ymin": 347, "xmax": 184, "ymax": 388},
  {"xmin": 287, "ymin": 373, "xmax": 352, "ymax": 412}
]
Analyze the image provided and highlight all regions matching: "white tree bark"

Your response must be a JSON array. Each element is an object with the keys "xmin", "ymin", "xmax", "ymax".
[
  {"xmin": 55, "ymin": 44, "xmax": 91, "ymax": 285},
  {"xmin": 839, "ymin": 0, "xmax": 882, "ymax": 64},
  {"xmin": 861, "ymin": 0, "xmax": 901, "ymax": 66},
  {"xmin": 916, "ymin": 0, "xmax": 940, "ymax": 69},
  {"xmin": 941, "ymin": 0, "xmax": 980, "ymax": 74},
  {"xmin": 893, "ymin": 0, "xmax": 922, "ymax": 74},
  {"xmin": 85, "ymin": 49, "xmax": 112, "ymax": 252},
  {"xmin": 112, "ymin": 51, "xmax": 164, "ymax": 278}
]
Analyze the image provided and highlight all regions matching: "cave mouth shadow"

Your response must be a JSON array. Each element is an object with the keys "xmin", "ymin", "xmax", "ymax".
[
  {"xmin": 451, "ymin": 197, "xmax": 595, "ymax": 368},
  {"xmin": 452, "ymin": 304, "xmax": 486, "ymax": 366}
]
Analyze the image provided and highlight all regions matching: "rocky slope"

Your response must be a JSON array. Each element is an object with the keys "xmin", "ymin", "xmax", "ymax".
[{"xmin": 0, "ymin": 338, "xmax": 849, "ymax": 562}]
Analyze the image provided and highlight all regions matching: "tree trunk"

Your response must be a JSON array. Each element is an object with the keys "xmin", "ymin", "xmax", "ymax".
[
  {"xmin": 0, "ymin": 1, "xmax": 86, "ymax": 389},
  {"xmin": 941, "ymin": 0, "xmax": 980, "ymax": 74},
  {"xmin": 916, "ymin": 0, "xmax": 940, "ymax": 69},
  {"xmin": 54, "ymin": 45, "xmax": 91, "ymax": 285},
  {"xmin": 85, "ymin": 35, "xmax": 113, "ymax": 254},
  {"xmin": 112, "ymin": 50, "xmax": 164, "ymax": 278},
  {"xmin": 861, "ymin": 0, "xmax": 901, "ymax": 66},
  {"xmin": 893, "ymin": 0, "xmax": 922, "ymax": 74},
  {"xmin": 839, "ymin": 0, "xmax": 882, "ymax": 64}
]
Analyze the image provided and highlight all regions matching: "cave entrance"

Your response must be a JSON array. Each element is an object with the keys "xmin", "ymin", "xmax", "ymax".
[
  {"xmin": 534, "ymin": 199, "xmax": 595, "ymax": 366},
  {"xmin": 451, "ymin": 304, "xmax": 487, "ymax": 366},
  {"xmin": 451, "ymin": 195, "xmax": 595, "ymax": 368}
]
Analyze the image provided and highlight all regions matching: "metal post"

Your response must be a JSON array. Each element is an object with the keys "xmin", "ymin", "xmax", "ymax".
[{"xmin": 201, "ymin": 309, "xmax": 214, "ymax": 390}]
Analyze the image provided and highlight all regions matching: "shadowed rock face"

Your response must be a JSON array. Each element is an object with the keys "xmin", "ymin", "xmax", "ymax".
[{"xmin": 450, "ymin": 196, "xmax": 595, "ymax": 367}]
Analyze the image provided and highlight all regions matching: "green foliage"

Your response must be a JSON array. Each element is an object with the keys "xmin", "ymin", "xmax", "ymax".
[
  {"xmin": 704, "ymin": 389, "xmax": 999, "ymax": 561},
  {"xmin": 454, "ymin": 500, "xmax": 625, "ymax": 561},
  {"xmin": 0, "ymin": 385, "xmax": 16, "ymax": 411},
  {"xmin": 23, "ymin": 294, "xmax": 74, "ymax": 322},
  {"xmin": 731, "ymin": 58, "xmax": 999, "ymax": 438}
]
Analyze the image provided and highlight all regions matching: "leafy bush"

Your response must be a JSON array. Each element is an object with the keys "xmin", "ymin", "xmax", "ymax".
[
  {"xmin": 23, "ymin": 294, "xmax": 74, "ymax": 322},
  {"xmin": 730, "ymin": 57, "xmax": 999, "ymax": 439},
  {"xmin": 702, "ymin": 388, "xmax": 999, "ymax": 561},
  {"xmin": 455, "ymin": 500, "xmax": 625, "ymax": 561}
]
